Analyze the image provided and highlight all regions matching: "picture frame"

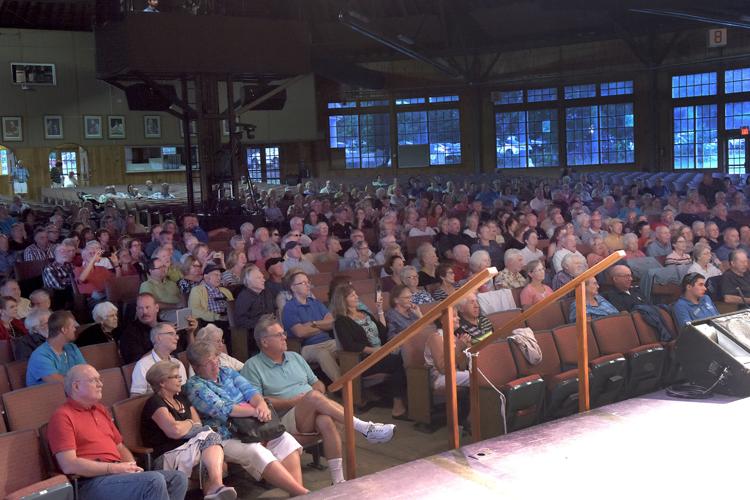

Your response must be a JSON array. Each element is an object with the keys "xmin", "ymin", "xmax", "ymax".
[
  {"xmin": 2, "ymin": 117, "xmax": 23, "ymax": 142},
  {"xmin": 144, "ymin": 115, "xmax": 162, "ymax": 138},
  {"xmin": 108, "ymin": 115, "xmax": 126, "ymax": 139},
  {"xmin": 83, "ymin": 115, "xmax": 103, "ymax": 139},
  {"xmin": 179, "ymin": 119, "xmax": 197, "ymax": 138},
  {"xmin": 44, "ymin": 115, "xmax": 63, "ymax": 140}
]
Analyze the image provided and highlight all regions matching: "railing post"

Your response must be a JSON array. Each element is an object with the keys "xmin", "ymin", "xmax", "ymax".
[
  {"xmin": 575, "ymin": 282, "xmax": 591, "ymax": 412},
  {"xmin": 470, "ymin": 357, "xmax": 481, "ymax": 443},
  {"xmin": 342, "ymin": 380, "xmax": 357, "ymax": 479},
  {"xmin": 441, "ymin": 307, "xmax": 460, "ymax": 449}
]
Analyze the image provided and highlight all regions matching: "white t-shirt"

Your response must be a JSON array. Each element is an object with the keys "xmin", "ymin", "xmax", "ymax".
[
  {"xmin": 519, "ymin": 247, "xmax": 544, "ymax": 266},
  {"xmin": 130, "ymin": 350, "xmax": 188, "ymax": 396}
]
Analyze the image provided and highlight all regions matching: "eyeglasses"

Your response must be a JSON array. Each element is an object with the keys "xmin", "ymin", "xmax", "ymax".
[
  {"xmin": 81, "ymin": 377, "xmax": 102, "ymax": 385},
  {"xmin": 166, "ymin": 375, "xmax": 182, "ymax": 380},
  {"xmin": 159, "ymin": 331, "xmax": 179, "ymax": 337},
  {"xmin": 292, "ymin": 281, "xmax": 310, "ymax": 287},
  {"xmin": 264, "ymin": 332, "xmax": 287, "ymax": 339}
]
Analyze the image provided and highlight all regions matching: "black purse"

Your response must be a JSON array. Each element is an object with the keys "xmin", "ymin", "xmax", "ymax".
[{"xmin": 227, "ymin": 400, "xmax": 286, "ymax": 443}]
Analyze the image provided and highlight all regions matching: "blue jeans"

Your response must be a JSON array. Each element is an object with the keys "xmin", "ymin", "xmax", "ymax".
[{"xmin": 78, "ymin": 470, "xmax": 188, "ymax": 500}]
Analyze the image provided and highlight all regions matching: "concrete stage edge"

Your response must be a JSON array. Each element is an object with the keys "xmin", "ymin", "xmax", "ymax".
[{"xmin": 308, "ymin": 393, "xmax": 749, "ymax": 499}]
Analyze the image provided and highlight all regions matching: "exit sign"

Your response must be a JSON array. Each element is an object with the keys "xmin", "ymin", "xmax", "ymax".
[{"xmin": 708, "ymin": 28, "xmax": 727, "ymax": 48}]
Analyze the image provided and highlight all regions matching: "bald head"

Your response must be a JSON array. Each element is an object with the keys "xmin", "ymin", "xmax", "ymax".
[
  {"xmin": 453, "ymin": 244, "xmax": 470, "ymax": 264},
  {"xmin": 609, "ymin": 264, "xmax": 634, "ymax": 292}
]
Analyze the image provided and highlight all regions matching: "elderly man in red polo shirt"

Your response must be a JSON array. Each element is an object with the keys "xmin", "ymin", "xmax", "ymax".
[{"xmin": 47, "ymin": 364, "xmax": 188, "ymax": 500}]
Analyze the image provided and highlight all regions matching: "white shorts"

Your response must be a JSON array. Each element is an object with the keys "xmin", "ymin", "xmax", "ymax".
[{"xmin": 221, "ymin": 432, "xmax": 302, "ymax": 480}]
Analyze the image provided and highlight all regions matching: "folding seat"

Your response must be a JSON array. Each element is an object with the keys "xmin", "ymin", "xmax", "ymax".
[
  {"xmin": 311, "ymin": 285, "xmax": 329, "ymax": 303},
  {"xmin": 0, "ymin": 339, "xmax": 13, "ymax": 364},
  {"xmin": 524, "ymin": 302, "xmax": 566, "ymax": 331},
  {"xmin": 351, "ymin": 278, "xmax": 377, "ymax": 295},
  {"xmin": 487, "ymin": 309, "xmax": 523, "ymax": 338},
  {"xmin": 632, "ymin": 310, "xmax": 682, "ymax": 384},
  {"xmin": 314, "ymin": 260, "xmax": 339, "ymax": 275},
  {"xmin": 2, "ymin": 383, "xmax": 66, "ymax": 432},
  {"xmin": 0, "ymin": 363, "xmax": 9, "ymax": 422},
  {"xmin": 336, "ymin": 267, "xmax": 370, "ymax": 281},
  {"xmin": 0, "ymin": 429, "xmax": 71, "ymax": 499},
  {"xmin": 401, "ymin": 324, "xmax": 442, "ymax": 426},
  {"xmin": 121, "ymin": 362, "xmax": 137, "ymax": 394},
  {"xmin": 5, "ymin": 360, "xmax": 27, "ymax": 390},
  {"xmin": 309, "ymin": 272, "xmax": 332, "ymax": 287},
  {"xmin": 112, "ymin": 396, "xmax": 155, "ymax": 470},
  {"xmin": 475, "ymin": 340, "xmax": 544, "ymax": 437},
  {"xmin": 592, "ymin": 313, "xmax": 666, "ymax": 397},
  {"xmin": 99, "ymin": 367, "xmax": 130, "ymax": 409},
  {"xmin": 553, "ymin": 323, "xmax": 627, "ymax": 407},
  {"xmin": 79, "ymin": 341, "xmax": 121, "ymax": 370},
  {"xmin": 509, "ymin": 330, "xmax": 579, "ymax": 420}
]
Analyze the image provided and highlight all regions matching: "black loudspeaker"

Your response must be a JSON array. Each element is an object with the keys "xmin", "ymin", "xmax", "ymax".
[
  {"xmin": 242, "ymin": 85, "xmax": 287, "ymax": 110},
  {"xmin": 125, "ymin": 83, "xmax": 178, "ymax": 111},
  {"xmin": 675, "ymin": 310, "xmax": 750, "ymax": 397}
]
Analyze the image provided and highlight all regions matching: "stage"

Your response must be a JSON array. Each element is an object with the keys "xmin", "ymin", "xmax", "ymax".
[{"xmin": 308, "ymin": 392, "xmax": 749, "ymax": 499}]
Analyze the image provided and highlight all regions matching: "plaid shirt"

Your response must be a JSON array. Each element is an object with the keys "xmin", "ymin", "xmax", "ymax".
[
  {"xmin": 184, "ymin": 367, "xmax": 260, "ymax": 439},
  {"xmin": 43, "ymin": 261, "xmax": 74, "ymax": 290},
  {"xmin": 23, "ymin": 244, "xmax": 53, "ymax": 262},
  {"xmin": 205, "ymin": 283, "xmax": 228, "ymax": 315}
]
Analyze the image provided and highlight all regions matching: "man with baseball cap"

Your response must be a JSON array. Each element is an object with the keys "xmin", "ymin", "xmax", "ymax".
[{"xmin": 282, "ymin": 241, "xmax": 319, "ymax": 275}]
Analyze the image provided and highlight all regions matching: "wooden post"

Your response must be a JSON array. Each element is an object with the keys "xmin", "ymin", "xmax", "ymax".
[
  {"xmin": 470, "ymin": 358, "xmax": 481, "ymax": 442},
  {"xmin": 442, "ymin": 308, "xmax": 460, "ymax": 449},
  {"xmin": 342, "ymin": 380, "xmax": 357, "ymax": 479},
  {"xmin": 575, "ymin": 282, "xmax": 591, "ymax": 412}
]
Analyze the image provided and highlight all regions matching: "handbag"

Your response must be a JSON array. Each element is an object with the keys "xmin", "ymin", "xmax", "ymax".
[{"xmin": 227, "ymin": 400, "xmax": 285, "ymax": 443}]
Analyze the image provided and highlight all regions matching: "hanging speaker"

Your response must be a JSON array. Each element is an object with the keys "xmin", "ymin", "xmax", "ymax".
[{"xmin": 125, "ymin": 83, "xmax": 178, "ymax": 111}]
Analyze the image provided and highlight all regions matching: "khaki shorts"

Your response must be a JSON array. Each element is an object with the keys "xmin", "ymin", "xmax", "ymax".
[
  {"xmin": 280, "ymin": 407, "xmax": 298, "ymax": 435},
  {"xmin": 222, "ymin": 432, "xmax": 301, "ymax": 480}
]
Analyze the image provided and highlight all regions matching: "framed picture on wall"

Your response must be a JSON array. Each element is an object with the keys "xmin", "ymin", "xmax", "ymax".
[
  {"xmin": 144, "ymin": 115, "xmax": 161, "ymax": 138},
  {"xmin": 2, "ymin": 117, "xmax": 23, "ymax": 141},
  {"xmin": 108, "ymin": 115, "xmax": 126, "ymax": 139},
  {"xmin": 44, "ymin": 115, "xmax": 63, "ymax": 139},
  {"xmin": 83, "ymin": 115, "xmax": 103, "ymax": 139},
  {"xmin": 179, "ymin": 119, "xmax": 197, "ymax": 138}
]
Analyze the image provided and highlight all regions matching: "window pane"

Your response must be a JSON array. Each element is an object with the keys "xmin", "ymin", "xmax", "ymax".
[
  {"xmin": 565, "ymin": 106, "xmax": 599, "ymax": 165},
  {"xmin": 246, "ymin": 148, "xmax": 263, "ymax": 182},
  {"xmin": 671, "ymin": 72, "xmax": 717, "ymax": 98},
  {"xmin": 725, "ymin": 101, "xmax": 750, "ymax": 130},
  {"xmin": 428, "ymin": 95, "xmax": 459, "ymax": 103},
  {"xmin": 495, "ymin": 111, "xmax": 527, "ymax": 168},
  {"xmin": 726, "ymin": 68, "xmax": 750, "ymax": 94},
  {"xmin": 564, "ymin": 84, "xmax": 597, "ymax": 100},
  {"xmin": 359, "ymin": 113, "xmax": 391, "ymax": 168},
  {"xmin": 61, "ymin": 151, "xmax": 77, "ymax": 177},
  {"xmin": 396, "ymin": 97, "xmax": 425, "ymax": 105},
  {"xmin": 0, "ymin": 150, "xmax": 8, "ymax": 176},
  {"xmin": 492, "ymin": 90, "xmax": 523, "ymax": 105},
  {"xmin": 527, "ymin": 88, "xmax": 557, "ymax": 102},
  {"xmin": 673, "ymin": 104, "xmax": 717, "ymax": 169},
  {"xmin": 599, "ymin": 103, "xmax": 634, "ymax": 164},
  {"xmin": 327, "ymin": 101, "xmax": 356, "ymax": 109},
  {"xmin": 527, "ymin": 109, "xmax": 558, "ymax": 167},
  {"xmin": 428, "ymin": 109, "xmax": 461, "ymax": 165},
  {"xmin": 360, "ymin": 100, "xmax": 389, "ymax": 107},
  {"xmin": 397, "ymin": 111, "xmax": 428, "ymax": 145},
  {"xmin": 265, "ymin": 147, "xmax": 280, "ymax": 184},
  {"xmin": 600, "ymin": 81, "xmax": 633, "ymax": 96},
  {"xmin": 328, "ymin": 115, "xmax": 359, "ymax": 168},
  {"xmin": 673, "ymin": 106, "xmax": 695, "ymax": 169}
]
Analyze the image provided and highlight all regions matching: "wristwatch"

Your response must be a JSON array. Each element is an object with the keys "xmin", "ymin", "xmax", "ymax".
[{"xmin": 311, "ymin": 320, "xmax": 318, "ymax": 329}]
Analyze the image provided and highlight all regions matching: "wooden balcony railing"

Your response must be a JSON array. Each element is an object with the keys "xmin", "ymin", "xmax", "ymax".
[{"xmin": 328, "ymin": 250, "xmax": 625, "ymax": 479}]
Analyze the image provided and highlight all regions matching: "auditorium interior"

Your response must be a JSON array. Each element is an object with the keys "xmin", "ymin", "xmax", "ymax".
[{"xmin": 2, "ymin": 0, "xmax": 750, "ymax": 498}]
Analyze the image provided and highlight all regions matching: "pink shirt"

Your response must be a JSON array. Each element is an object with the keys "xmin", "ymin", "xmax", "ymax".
[{"xmin": 520, "ymin": 284, "xmax": 554, "ymax": 307}]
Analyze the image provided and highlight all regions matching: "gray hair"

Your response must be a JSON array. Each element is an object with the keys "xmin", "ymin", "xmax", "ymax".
[
  {"xmin": 64, "ymin": 364, "xmax": 94, "ymax": 396},
  {"xmin": 196, "ymin": 323, "xmax": 223, "ymax": 342},
  {"xmin": 149, "ymin": 322, "xmax": 175, "ymax": 344},
  {"xmin": 561, "ymin": 253, "xmax": 583, "ymax": 272},
  {"xmin": 399, "ymin": 265, "xmax": 418, "ymax": 282},
  {"xmin": 692, "ymin": 242, "xmax": 711, "ymax": 262},
  {"xmin": 91, "ymin": 301, "xmax": 117, "ymax": 323},
  {"xmin": 145, "ymin": 360, "xmax": 182, "ymax": 393},
  {"xmin": 24, "ymin": 308, "xmax": 51, "ymax": 335},
  {"xmin": 186, "ymin": 340, "xmax": 217, "ymax": 369},
  {"xmin": 622, "ymin": 233, "xmax": 638, "ymax": 248},
  {"xmin": 503, "ymin": 248, "xmax": 522, "ymax": 266},
  {"xmin": 261, "ymin": 241, "xmax": 281, "ymax": 258},
  {"xmin": 253, "ymin": 314, "xmax": 281, "ymax": 346},
  {"xmin": 469, "ymin": 250, "xmax": 490, "ymax": 272}
]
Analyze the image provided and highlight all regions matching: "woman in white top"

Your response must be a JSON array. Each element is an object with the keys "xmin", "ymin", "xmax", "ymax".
[
  {"xmin": 686, "ymin": 242, "xmax": 722, "ymax": 279},
  {"xmin": 131, "ymin": 323, "xmax": 188, "ymax": 395},
  {"xmin": 519, "ymin": 229, "xmax": 544, "ymax": 265}
]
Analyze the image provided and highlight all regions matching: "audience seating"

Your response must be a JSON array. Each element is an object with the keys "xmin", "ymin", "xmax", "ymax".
[
  {"xmin": 79, "ymin": 341, "xmax": 121, "ymax": 370},
  {"xmin": 105, "ymin": 274, "xmax": 143, "ymax": 317},
  {"xmin": 111, "ymin": 395, "xmax": 154, "ymax": 470},
  {"xmin": 0, "ymin": 364, "xmax": 9, "ymax": 416},
  {"xmin": 5, "ymin": 360, "xmax": 27, "ymax": 390},
  {"xmin": 510, "ymin": 330, "xmax": 579, "ymax": 420},
  {"xmin": 2, "ymin": 383, "xmax": 66, "ymax": 432},
  {"xmin": 401, "ymin": 325, "xmax": 439, "ymax": 425},
  {"xmin": 338, "ymin": 268, "xmax": 370, "ymax": 281},
  {"xmin": 0, "ymin": 340, "xmax": 12, "ymax": 364},
  {"xmin": 314, "ymin": 260, "xmax": 339, "ymax": 275},
  {"xmin": 487, "ymin": 309, "xmax": 523, "ymax": 336},
  {"xmin": 524, "ymin": 302, "xmax": 566, "ymax": 331},
  {"xmin": 309, "ymin": 272, "xmax": 332, "ymax": 287},
  {"xmin": 121, "ymin": 362, "xmax": 136, "ymax": 393},
  {"xmin": 591, "ymin": 313, "xmax": 666, "ymax": 397},
  {"xmin": 475, "ymin": 340, "xmax": 544, "ymax": 438},
  {"xmin": 0, "ymin": 429, "xmax": 71, "ymax": 499},
  {"xmin": 14, "ymin": 260, "xmax": 46, "ymax": 296},
  {"xmin": 351, "ymin": 278, "xmax": 377, "ymax": 296},
  {"xmin": 406, "ymin": 236, "xmax": 434, "ymax": 258},
  {"xmin": 99, "ymin": 367, "xmax": 129, "ymax": 409}
]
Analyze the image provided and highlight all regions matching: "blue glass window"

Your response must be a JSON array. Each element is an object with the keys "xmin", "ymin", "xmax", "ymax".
[
  {"xmin": 671, "ymin": 72, "xmax": 717, "ymax": 98},
  {"xmin": 564, "ymin": 84, "xmax": 597, "ymax": 100}
]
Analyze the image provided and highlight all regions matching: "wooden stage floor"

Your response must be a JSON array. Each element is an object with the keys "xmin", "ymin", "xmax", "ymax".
[{"xmin": 308, "ymin": 392, "xmax": 750, "ymax": 499}]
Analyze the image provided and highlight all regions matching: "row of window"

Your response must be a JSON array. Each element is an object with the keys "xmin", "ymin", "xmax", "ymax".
[{"xmin": 672, "ymin": 68, "xmax": 750, "ymax": 98}]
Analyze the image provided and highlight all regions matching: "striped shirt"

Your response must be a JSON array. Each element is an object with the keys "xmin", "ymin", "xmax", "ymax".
[
  {"xmin": 456, "ymin": 315, "xmax": 494, "ymax": 344},
  {"xmin": 23, "ymin": 244, "xmax": 53, "ymax": 262}
]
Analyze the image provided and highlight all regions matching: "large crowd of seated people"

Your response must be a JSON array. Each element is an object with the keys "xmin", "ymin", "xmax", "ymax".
[{"xmin": 3, "ymin": 169, "xmax": 750, "ymax": 498}]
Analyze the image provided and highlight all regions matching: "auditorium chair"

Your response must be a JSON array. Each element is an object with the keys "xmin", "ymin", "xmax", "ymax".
[
  {"xmin": 351, "ymin": 278, "xmax": 377, "ymax": 295},
  {"xmin": 406, "ymin": 236, "xmax": 434, "ymax": 259},
  {"xmin": 509, "ymin": 330, "xmax": 580, "ymax": 420},
  {"xmin": 592, "ymin": 313, "xmax": 666, "ymax": 397},
  {"xmin": 400, "ymin": 324, "xmax": 443, "ymax": 427},
  {"xmin": 207, "ymin": 240, "xmax": 231, "ymax": 253},
  {"xmin": 309, "ymin": 272, "xmax": 332, "ymax": 287},
  {"xmin": 552, "ymin": 323, "xmax": 627, "ymax": 408},
  {"xmin": 79, "ymin": 341, "xmax": 121, "ymax": 370},
  {"xmin": 487, "ymin": 309, "xmax": 523, "ymax": 337},
  {"xmin": 98, "ymin": 367, "xmax": 129, "ymax": 409},
  {"xmin": 5, "ymin": 359, "xmax": 27, "ymax": 389},
  {"xmin": 314, "ymin": 260, "xmax": 339, "ymax": 275},
  {"xmin": 0, "ymin": 363, "xmax": 10, "ymax": 420},
  {"xmin": 0, "ymin": 339, "xmax": 13, "ymax": 364},
  {"xmin": 524, "ymin": 302, "xmax": 567, "ymax": 331},
  {"xmin": 332, "ymin": 324, "xmax": 391, "ymax": 410},
  {"xmin": 177, "ymin": 351, "xmax": 190, "ymax": 374},
  {"xmin": 337, "ymin": 268, "xmax": 370, "ymax": 281},
  {"xmin": 14, "ymin": 260, "xmax": 46, "ymax": 296},
  {"xmin": 631, "ymin": 310, "xmax": 682, "ymax": 384},
  {"xmin": 112, "ymin": 395, "xmax": 154, "ymax": 470},
  {"xmin": 360, "ymin": 292, "xmax": 390, "ymax": 315},
  {"xmin": 226, "ymin": 301, "xmax": 250, "ymax": 362},
  {"xmin": 2, "ymin": 382, "xmax": 66, "ymax": 432},
  {"xmin": 105, "ymin": 275, "xmax": 143, "ymax": 320},
  {"xmin": 475, "ymin": 340, "xmax": 544, "ymax": 438},
  {"xmin": 121, "ymin": 362, "xmax": 136, "ymax": 394},
  {"xmin": 311, "ymin": 285, "xmax": 329, "ymax": 303},
  {"xmin": 0, "ymin": 429, "xmax": 72, "ymax": 499}
]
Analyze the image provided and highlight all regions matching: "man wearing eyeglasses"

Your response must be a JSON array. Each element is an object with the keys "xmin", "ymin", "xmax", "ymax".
[
  {"xmin": 130, "ymin": 323, "xmax": 188, "ymax": 395},
  {"xmin": 140, "ymin": 258, "xmax": 184, "ymax": 308},
  {"xmin": 281, "ymin": 270, "xmax": 340, "ymax": 382},
  {"xmin": 282, "ymin": 241, "xmax": 319, "ymax": 276},
  {"xmin": 289, "ymin": 217, "xmax": 312, "ymax": 248},
  {"xmin": 242, "ymin": 315, "xmax": 394, "ymax": 485}
]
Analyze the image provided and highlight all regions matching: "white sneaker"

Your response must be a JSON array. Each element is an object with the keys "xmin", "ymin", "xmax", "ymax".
[{"xmin": 364, "ymin": 422, "xmax": 395, "ymax": 443}]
